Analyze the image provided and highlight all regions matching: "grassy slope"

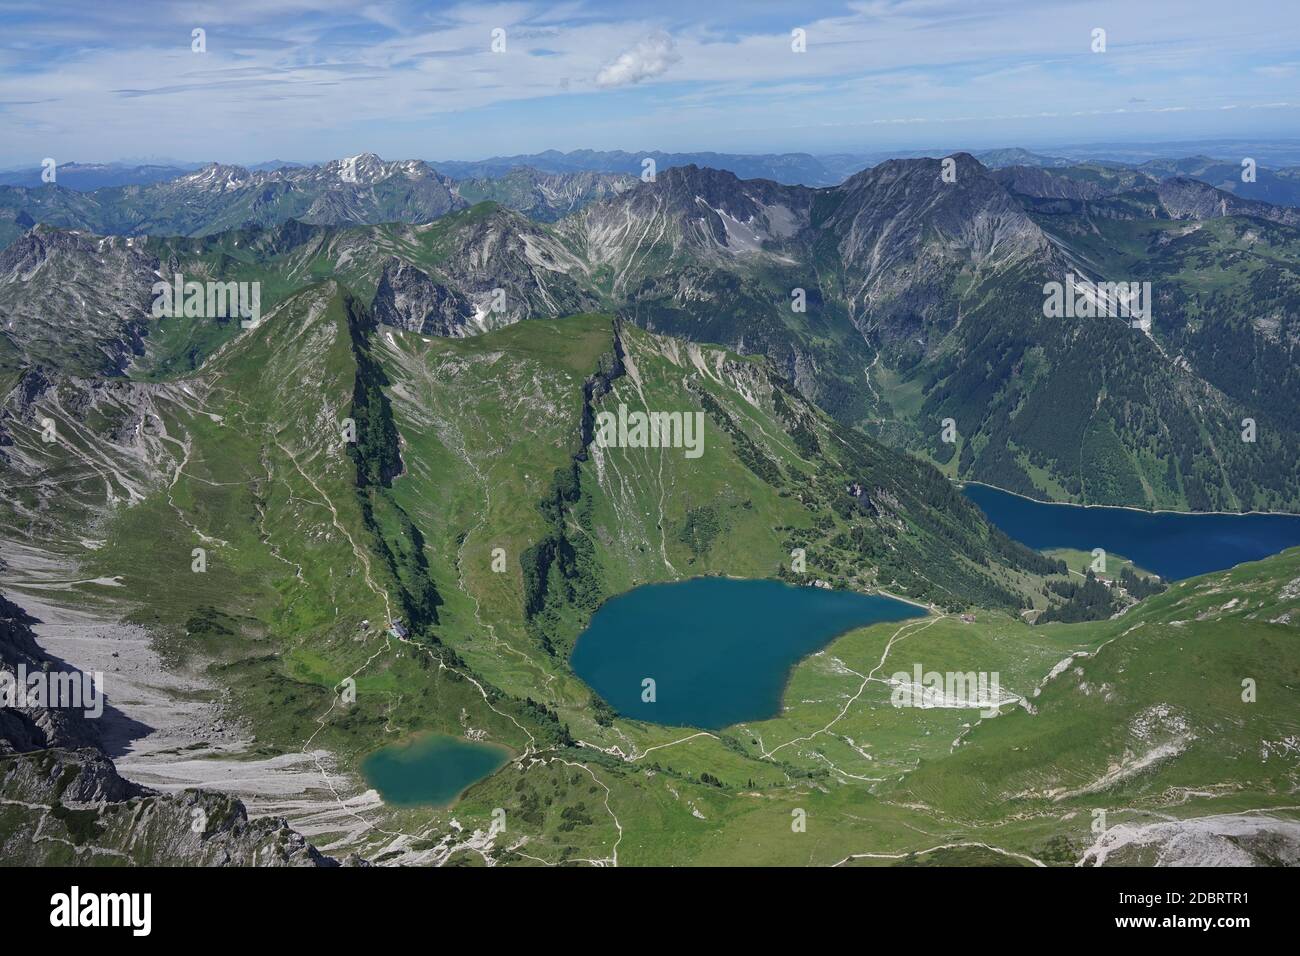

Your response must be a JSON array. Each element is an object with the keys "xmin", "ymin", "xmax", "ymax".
[
  {"xmin": 889, "ymin": 547, "xmax": 1300, "ymax": 859},
  {"xmin": 87, "ymin": 286, "xmax": 531, "ymax": 765}
]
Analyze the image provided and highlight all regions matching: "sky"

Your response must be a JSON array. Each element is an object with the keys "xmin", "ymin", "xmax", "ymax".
[{"xmin": 0, "ymin": 0, "xmax": 1298, "ymax": 166}]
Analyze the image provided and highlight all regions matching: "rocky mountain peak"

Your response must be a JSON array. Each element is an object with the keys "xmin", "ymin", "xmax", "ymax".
[
  {"xmin": 318, "ymin": 153, "xmax": 444, "ymax": 186},
  {"xmin": 827, "ymin": 152, "xmax": 1050, "ymax": 269},
  {"xmin": 1155, "ymin": 176, "xmax": 1300, "ymax": 226},
  {"xmin": 178, "ymin": 162, "xmax": 253, "ymax": 191}
]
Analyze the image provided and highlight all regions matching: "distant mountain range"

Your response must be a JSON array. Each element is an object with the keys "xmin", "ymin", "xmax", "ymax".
[
  {"xmin": 0, "ymin": 161, "xmax": 200, "ymax": 190},
  {"xmin": 0, "ymin": 154, "xmax": 465, "ymax": 249},
  {"xmin": 0, "ymin": 154, "xmax": 656, "ymax": 247},
  {"xmin": 0, "ymin": 158, "xmax": 308, "ymax": 190},
  {"xmin": 428, "ymin": 149, "xmax": 876, "ymax": 187},
  {"xmin": 3, "ymin": 146, "xmax": 1299, "ymax": 242},
  {"xmin": 429, "ymin": 142, "xmax": 1300, "ymax": 184}
]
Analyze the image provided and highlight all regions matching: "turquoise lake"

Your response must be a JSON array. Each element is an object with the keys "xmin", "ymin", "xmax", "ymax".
[
  {"xmin": 360, "ymin": 733, "xmax": 510, "ymax": 807},
  {"xmin": 964, "ymin": 483, "xmax": 1300, "ymax": 580},
  {"xmin": 569, "ymin": 576, "xmax": 925, "ymax": 730}
]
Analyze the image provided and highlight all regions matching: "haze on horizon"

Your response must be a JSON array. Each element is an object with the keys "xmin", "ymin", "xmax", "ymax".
[{"xmin": 1, "ymin": 0, "xmax": 1298, "ymax": 168}]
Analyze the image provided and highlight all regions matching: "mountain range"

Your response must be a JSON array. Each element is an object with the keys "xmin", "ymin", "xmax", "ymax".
[
  {"xmin": 7, "ymin": 142, "xmax": 1300, "ymax": 201},
  {"xmin": 5, "ymin": 150, "xmax": 1300, "ymax": 512}
]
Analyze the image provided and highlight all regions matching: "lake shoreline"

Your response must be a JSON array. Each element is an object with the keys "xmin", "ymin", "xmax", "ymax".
[
  {"xmin": 570, "ymin": 576, "xmax": 925, "ymax": 731},
  {"xmin": 958, "ymin": 479, "xmax": 1300, "ymax": 518},
  {"xmin": 571, "ymin": 572, "xmax": 934, "ymax": 655},
  {"xmin": 961, "ymin": 482, "xmax": 1300, "ymax": 581}
]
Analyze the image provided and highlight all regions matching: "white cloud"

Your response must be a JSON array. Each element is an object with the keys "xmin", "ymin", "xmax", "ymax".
[
  {"xmin": 1255, "ymin": 63, "xmax": 1298, "ymax": 78},
  {"xmin": 595, "ymin": 32, "xmax": 679, "ymax": 88},
  {"xmin": 1, "ymin": 0, "xmax": 1296, "ymax": 163}
]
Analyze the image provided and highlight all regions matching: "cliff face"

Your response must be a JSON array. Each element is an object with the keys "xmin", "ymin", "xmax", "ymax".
[
  {"xmin": 0, "ymin": 591, "xmax": 102, "ymax": 755},
  {"xmin": 578, "ymin": 319, "xmax": 627, "ymax": 454},
  {"xmin": 0, "ymin": 588, "xmax": 350, "ymax": 866},
  {"xmin": 1154, "ymin": 177, "xmax": 1300, "ymax": 226},
  {"xmin": 372, "ymin": 256, "xmax": 476, "ymax": 336},
  {"xmin": 0, "ymin": 746, "xmax": 349, "ymax": 865}
]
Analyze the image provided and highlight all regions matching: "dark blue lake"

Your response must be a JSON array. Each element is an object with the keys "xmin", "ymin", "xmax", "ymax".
[
  {"xmin": 570, "ymin": 577, "xmax": 925, "ymax": 730},
  {"xmin": 964, "ymin": 483, "xmax": 1300, "ymax": 581}
]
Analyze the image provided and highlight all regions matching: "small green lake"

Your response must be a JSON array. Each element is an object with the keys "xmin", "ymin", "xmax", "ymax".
[
  {"xmin": 570, "ymin": 576, "xmax": 925, "ymax": 729},
  {"xmin": 360, "ymin": 733, "xmax": 510, "ymax": 807}
]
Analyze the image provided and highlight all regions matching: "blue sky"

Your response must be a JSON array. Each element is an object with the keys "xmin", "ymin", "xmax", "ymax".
[{"xmin": 0, "ymin": 0, "xmax": 1297, "ymax": 166}]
